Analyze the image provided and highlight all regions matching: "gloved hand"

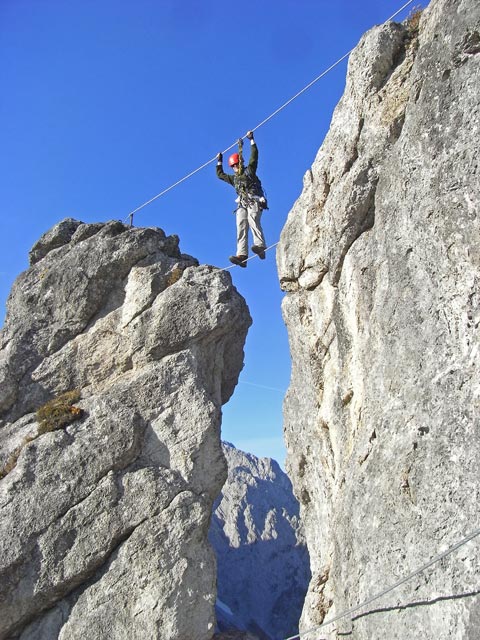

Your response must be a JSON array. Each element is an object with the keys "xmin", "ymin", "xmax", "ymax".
[
  {"xmin": 217, "ymin": 152, "xmax": 223, "ymax": 162},
  {"xmin": 246, "ymin": 130, "xmax": 254, "ymax": 140}
]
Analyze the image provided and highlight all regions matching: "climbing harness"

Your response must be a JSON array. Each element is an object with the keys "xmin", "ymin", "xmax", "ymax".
[{"xmin": 233, "ymin": 169, "xmax": 268, "ymax": 211}]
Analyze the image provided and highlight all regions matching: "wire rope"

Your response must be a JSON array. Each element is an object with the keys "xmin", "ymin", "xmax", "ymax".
[
  {"xmin": 284, "ymin": 527, "xmax": 480, "ymax": 640},
  {"xmin": 124, "ymin": 0, "xmax": 416, "ymax": 224}
]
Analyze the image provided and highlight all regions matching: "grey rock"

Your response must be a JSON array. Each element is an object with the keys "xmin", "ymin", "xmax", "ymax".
[
  {"xmin": 0, "ymin": 219, "xmax": 252, "ymax": 640},
  {"xmin": 0, "ymin": 220, "xmax": 196, "ymax": 419},
  {"xmin": 278, "ymin": 1, "xmax": 480, "ymax": 639},
  {"xmin": 210, "ymin": 443, "xmax": 310, "ymax": 639},
  {"xmin": 29, "ymin": 218, "xmax": 83, "ymax": 265}
]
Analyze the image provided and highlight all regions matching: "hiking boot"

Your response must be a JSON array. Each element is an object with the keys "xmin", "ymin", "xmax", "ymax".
[
  {"xmin": 251, "ymin": 245, "xmax": 266, "ymax": 260},
  {"xmin": 229, "ymin": 255, "xmax": 248, "ymax": 268}
]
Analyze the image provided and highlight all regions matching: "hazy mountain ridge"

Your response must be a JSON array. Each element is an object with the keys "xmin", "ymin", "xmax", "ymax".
[{"xmin": 211, "ymin": 442, "xmax": 310, "ymax": 639}]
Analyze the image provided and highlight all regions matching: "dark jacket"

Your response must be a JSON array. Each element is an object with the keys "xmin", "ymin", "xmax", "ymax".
[{"xmin": 216, "ymin": 143, "xmax": 261, "ymax": 200}]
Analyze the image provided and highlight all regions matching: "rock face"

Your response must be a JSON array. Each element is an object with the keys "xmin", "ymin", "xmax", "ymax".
[
  {"xmin": 210, "ymin": 443, "xmax": 310, "ymax": 639},
  {"xmin": 278, "ymin": 1, "xmax": 480, "ymax": 639},
  {"xmin": 0, "ymin": 219, "xmax": 252, "ymax": 640}
]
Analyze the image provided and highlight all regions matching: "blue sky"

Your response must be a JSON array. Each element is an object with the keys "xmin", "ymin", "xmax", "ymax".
[{"xmin": 0, "ymin": 0, "xmax": 425, "ymax": 466}]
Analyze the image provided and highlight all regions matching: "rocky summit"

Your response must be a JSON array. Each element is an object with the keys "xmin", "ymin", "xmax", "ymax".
[
  {"xmin": 0, "ymin": 219, "xmax": 251, "ymax": 640},
  {"xmin": 278, "ymin": 0, "xmax": 479, "ymax": 638},
  {"xmin": 210, "ymin": 443, "xmax": 310, "ymax": 639}
]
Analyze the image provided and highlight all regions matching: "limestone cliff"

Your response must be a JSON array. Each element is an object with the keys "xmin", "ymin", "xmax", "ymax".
[
  {"xmin": 278, "ymin": 0, "xmax": 479, "ymax": 638},
  {"xmin": 0, "ymin": 219, "xmax": 251, "ymax": 640},
  {"xmin": 210, "ymin": 442, "xmax": 310, "ymax": 639}
]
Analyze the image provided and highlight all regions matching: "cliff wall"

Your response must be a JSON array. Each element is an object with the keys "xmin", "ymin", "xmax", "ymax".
[
  {"xmin": 277, "ymin": 0, "xmax": 479, "ymax": 638},
  {"xmin": 0, "ymin": 219, "xmax": 251, "ymax": 640}
]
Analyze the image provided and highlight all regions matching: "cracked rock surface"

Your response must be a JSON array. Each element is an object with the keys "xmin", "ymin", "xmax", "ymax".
[
  {"xmin": 277, "ymin": 0, "xmax": 480, "ymax": 638},
  {"xmin": 0, "ymin": 219, "xmax": 252, "ymax": 640}
]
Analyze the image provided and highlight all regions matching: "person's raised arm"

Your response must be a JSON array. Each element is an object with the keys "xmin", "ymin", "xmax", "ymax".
[
  {"xmin": 245, "ymin": 130, "xmax": 258, "ymax": 172},
  {"xmin": 216, "ymin": 152, "xmax": 234, "ymax": 185}
]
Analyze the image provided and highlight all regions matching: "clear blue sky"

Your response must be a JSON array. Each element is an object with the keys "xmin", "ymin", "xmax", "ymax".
[{"xmin": 0, "ymin": 0, "xmax": 426, "ymax": 466}]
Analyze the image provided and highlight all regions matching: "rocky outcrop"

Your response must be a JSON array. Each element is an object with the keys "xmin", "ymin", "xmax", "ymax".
[
  {"xmin": 278, "ymin": 1, "xmax": 479, "ymax": 639},
  {"xmin": 0, "ymin": 219, "xmax": 252, "ymax": 640},
  {"xmin": 210, "ymin": 443, "xmax": 310, "ymax": 639}
]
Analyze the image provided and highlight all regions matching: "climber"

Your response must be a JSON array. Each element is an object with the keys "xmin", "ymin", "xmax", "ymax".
[{"xmin": 216, "ymin": 130, "xmax": 268, "ymax": 268}]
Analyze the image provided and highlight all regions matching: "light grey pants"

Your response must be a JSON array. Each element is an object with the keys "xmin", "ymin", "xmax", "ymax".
[{"xmin": 235, "ymin": 201, "xmax": 266, "ymax": 256}]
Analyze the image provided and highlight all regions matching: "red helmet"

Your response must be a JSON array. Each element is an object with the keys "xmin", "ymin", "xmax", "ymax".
[{"xmin": 228, "ymin": 153, "xmax": 240, "ymax": 167}]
